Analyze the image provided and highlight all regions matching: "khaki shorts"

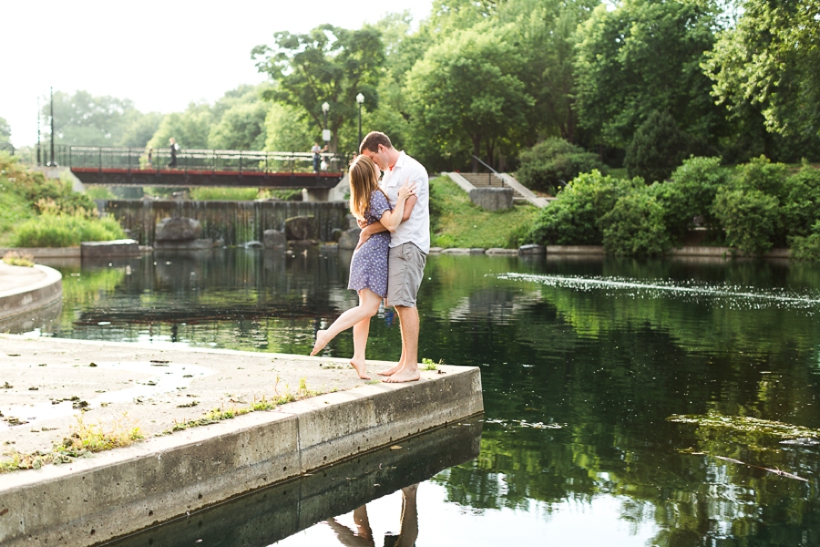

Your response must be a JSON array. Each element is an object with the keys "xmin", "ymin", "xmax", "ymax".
[{"xmin": 387, "ymin": 242, "xmax": 427, "ymax": 308}]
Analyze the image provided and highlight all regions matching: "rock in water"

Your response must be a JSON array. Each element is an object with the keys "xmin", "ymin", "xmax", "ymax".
[
  {"xmin": 155, "ymin": 218, "xmax": 202, "ymax": 241},
  {"xmin": 284, "ymin": 216, "xmax": 317, "ymax": 241},
  {"xmin": 263, "ymin": 229, "xmax": 287, "ymax": 249}
]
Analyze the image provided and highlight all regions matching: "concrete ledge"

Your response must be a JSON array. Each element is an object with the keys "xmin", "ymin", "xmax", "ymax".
[
  {"xmin": 81, "ymin": 239, "xmax": 140, "ymax": 259},
  {"xmin": 670, "ymin": 246, "xmax": 791, "ymax": 258},
  {"xmin": 105, "ymin": 421, "xmax": 481, "ymax": 547},
  {"xmin": 0, "ymin": 265, "xmax": 62, "ymax": 321},
  {"xmin": 0, "ymin": 343, "xmax": 482, "ymax": 547},
  {"xmin": 0, "ymin": 247, "xmax": 81, "ymax": 259},
  {"xmin": 486, "ymin": 248, "xmax": 519, "ymax": 256},
  {"xmin": 469, "ymin": 187, "xmax": 514, "ymax": 211},
  {"xmin": 546, "ymin": 245, "xmax": 605, "ymax": 255}
]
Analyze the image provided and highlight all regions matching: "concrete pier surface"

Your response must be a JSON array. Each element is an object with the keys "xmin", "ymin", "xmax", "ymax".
[
  {"xmin": 0, "ymin": 336, "xmax": 483, "ymax": 547},
  {"xmin": 0, "ymin": 263, "xmax": 62, "ymax": 323}
]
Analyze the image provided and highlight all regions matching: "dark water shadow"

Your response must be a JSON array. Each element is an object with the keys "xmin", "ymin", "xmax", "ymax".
[{"xmin": 101, "ymin": 419, "xmax": 483, "ymax": 547}]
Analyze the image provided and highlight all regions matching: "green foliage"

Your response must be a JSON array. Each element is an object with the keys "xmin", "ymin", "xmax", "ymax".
[
  {"xmin": 264, "ymin": 103, "xmax": 314, "ymax": 153},
  {"xmin": 574, "ymin": 0, "xmax": 725, "ymax": 148},
  {"xmin": 789, "ymin": 222, "xmax": 820, "ymax": 261},
  {"xmin": 703, "ymin": 0, "xmax": 820, "ymax": 141},
  {"xmin": 528, "ymin": 170, "xmax": 639, "ymax": 245},
  {"xmin": 12, "ymin": 213, "xmax": 126, "ymax": 248},
  {"xmin": 429, "ymin": 177, "xmax": 539, "ymax": 248},
  {"xmin": 405, "ymin": 23, "xmax": 533, "ymax": 171},
  {"xmin": 624, "ymin": 111, "xmax": 690, "ymax": 182},
  {"xmin": 0, "ymin": 116, "xmax": 10, "ymax": 142},
  {"xmin": 711, "ymin": 186, "xmax": 780, "ymax": 255},
  {"xmin": 669, "ymin": 156, "xmax": 728, "ymax": 230},
  {"xmin": 149, "ymin": 102, "xmax": 213, "ymax": 150},
  {"xmin": 599, "ymin": 187, "xmax": 671, "ymax": 256},
  {"xmin": 188, "ymin": 187, "xmax": 260, "ymax": 201},
  {"xmin": 731, "ymin": 155, "xmax": 788, "ymax": 201},
  {"xmin": 516, "ymin": 138, "xmax": 606, "ymax": 194},
  {"xmin": 43, "ymin": 90, "xmax": 161, "ymax": 147},
  {"xmin": 783, "ymin": 165, "xmax": 820, "ymax": 238},
  {"xmin": 253, "ymin": 25, "xmax": 384, "ymax": 154}
]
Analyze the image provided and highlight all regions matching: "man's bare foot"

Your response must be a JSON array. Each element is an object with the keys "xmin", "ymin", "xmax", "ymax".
[
  {"xmin": 384, "ymin": 368, "xmax": 420, "ymax": 383},
  {"xmin": 310, "ymin": 330, "xmax": 331, "ymax": 356},
  {"xmin": 350, "ymin": 358, "xmax": 370, "ymax": 380},
  {"xmin": 377, "ymin": 362, "xmax": 404, "ymax": 376}
]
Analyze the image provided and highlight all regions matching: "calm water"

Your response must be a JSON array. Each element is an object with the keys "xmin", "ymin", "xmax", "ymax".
[{"xmin": 16, "ymin": 250, "xmax": 820, "ymax": 546}]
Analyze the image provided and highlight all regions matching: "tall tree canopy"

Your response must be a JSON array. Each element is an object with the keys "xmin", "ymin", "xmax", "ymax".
[
  {"xmin": 42, "ymin": 90, "xmax": 162, "ymax": 147},
  {"xmin": 0, "ymin": 117, "xmax": 10, "ymax": 143},
  {"xmin": 252, "ymin": 25, "xmax": 385, "ymax": 153},
  {"xmin": 704, "ymin": 0, "xmax": 820, "ymax": 140},
  {"xmin": 405, "ymin": 23, "xmax": 534, "ymax": 170},
  {"xmin": 574, "ymin": 0, "xmax": 726, "ymax": 148}
]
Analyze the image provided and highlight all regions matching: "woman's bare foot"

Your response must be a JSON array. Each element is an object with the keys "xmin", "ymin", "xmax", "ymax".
[
  {"xmin": 310, "ymin": 330, "xmax": 331, "ymax": 356},
  {"xmin": 384, "ymin": 367, "xmax": 420, "ymax": 383},
  {"xmin": 350, "ymin": 358, "xmax": 370, "ymax": 380},
  {"xmin": 377, "ymin": 362, "xmax": 403, "ymax": 376}
]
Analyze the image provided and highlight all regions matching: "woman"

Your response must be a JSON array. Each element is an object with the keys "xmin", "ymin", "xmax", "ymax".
[{"xmin": 310, "ymin": 155, "xmax": 415, "ymax": 379}]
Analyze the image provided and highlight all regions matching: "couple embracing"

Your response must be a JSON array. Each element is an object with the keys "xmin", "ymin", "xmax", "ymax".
[{"xmin": 311, "ymin": 131, "xmax": 429, "ymax": 384}]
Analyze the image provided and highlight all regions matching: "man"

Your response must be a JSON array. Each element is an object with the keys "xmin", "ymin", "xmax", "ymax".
[{"xmin": 358, "ymin": 131, "xmax": 429, "ymax": 383}]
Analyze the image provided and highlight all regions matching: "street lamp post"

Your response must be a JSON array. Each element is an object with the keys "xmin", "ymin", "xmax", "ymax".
[
  {"xmin": 321, "ymin": 102, "xmax": 330, "ymax": 145},
  {"xmin": 356, "ymin": 93, "xmax": 365, "ymax": 148},
  {"xmin": 47, "ymin": 87, "xmax": 57, "ymax": 167}
]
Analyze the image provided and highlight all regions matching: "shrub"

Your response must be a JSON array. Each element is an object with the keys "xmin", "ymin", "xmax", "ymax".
[
  {"xmin": 625, "ymin": 111, "xmax": 690, "ymax": 183},
  {"xmin": 790, "ymin": 221, "xmax": 820, "ymax": 261},
  {"xmin": 782, "ymin": 163, "xmax": 820, "ymax": 238},
  {"xmin": 12, "ymin": 213, "xmax": 126, "ymax": 248},
  {"xmin": 516, "ymin": 138, "xmax": 607, "ymax": 195},
  {"xmin": 731, "ymin": 155, "xmax": 788, "ymax": 200},
  {"xmin": 600, "ymin": 188, "xmax": 671, "ymax": 256},
  {"xmin": 711, "ymin": 187, "xmax": 780, "ymax": 255},
  {"xmin": 669, "ymin": 156, "xmax": 728, "ymax": 229},
  {"xmin": 528, "ymin": 170, "xmax": 639, "ymax": 245}
]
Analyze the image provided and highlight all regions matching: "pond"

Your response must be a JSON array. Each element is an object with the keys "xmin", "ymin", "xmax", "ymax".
[{"xmin": 15, "ymin": 250, "xmax": 820, "ymax": 546}]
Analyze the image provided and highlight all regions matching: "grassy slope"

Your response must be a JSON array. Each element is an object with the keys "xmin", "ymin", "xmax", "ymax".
[
  {"xmin": 429, "ymin": 176, "xmax": 539, "ymax": 249},
  {"xmin": 0, "ymin": 182, "xmax": 35, "ymax": 247}
]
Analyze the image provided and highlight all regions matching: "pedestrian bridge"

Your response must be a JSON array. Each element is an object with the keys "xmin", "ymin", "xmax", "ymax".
[{"xmin": 40, "ymin": 145, "xmax": 347, "ymax": 189}]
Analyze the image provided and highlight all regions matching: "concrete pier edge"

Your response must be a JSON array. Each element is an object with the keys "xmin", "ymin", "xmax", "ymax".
[
  {"xmin": 0, "ymin": 339, "xmax": 483, "ymax": 547},
  {"xmin": 0, "ymin": 265, "xmax": 62, "ymax": 322}
]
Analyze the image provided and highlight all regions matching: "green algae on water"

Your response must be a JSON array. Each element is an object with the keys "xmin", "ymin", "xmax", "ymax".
[{"xmin": 668, "ymin": 411, "xmax": 820, "ymax": 439}]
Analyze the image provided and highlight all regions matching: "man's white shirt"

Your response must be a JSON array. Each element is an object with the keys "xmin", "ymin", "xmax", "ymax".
[{"xmin": 379, "ymin": 151, "xmax": 430, "ymax": 254}]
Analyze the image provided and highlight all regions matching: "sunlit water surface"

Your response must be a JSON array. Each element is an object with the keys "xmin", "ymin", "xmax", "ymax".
[{"xmin": 15, "ymin": 250, "xmax": 820, "ymax": 546}]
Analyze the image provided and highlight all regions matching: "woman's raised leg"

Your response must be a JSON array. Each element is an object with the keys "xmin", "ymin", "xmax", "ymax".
[{"xmin": 311, "ymin": 289, "xmax": 382, "ymax": 364}]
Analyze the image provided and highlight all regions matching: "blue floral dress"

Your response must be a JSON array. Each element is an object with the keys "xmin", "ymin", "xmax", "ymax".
[{"xmin": 348, "ymin": 191, "xmax": 392, "ymax": 297}]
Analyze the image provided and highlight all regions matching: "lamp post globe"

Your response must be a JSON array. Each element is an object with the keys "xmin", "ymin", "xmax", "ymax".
[
  {"xmin": 321, "ymin": 102, "xmax": 330, "ymax": 144},
  {"xmin": 356, "ymin": 93, "xmax": 365, "ymax": 147}
]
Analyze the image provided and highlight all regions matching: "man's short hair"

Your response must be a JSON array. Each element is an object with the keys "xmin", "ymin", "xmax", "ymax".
[{"xmin": 359, "ymin": 131, "xmax": 393, "ymax": 154}]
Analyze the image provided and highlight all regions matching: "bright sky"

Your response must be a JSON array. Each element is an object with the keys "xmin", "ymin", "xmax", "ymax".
[{"xmin": 1, "ymin": 0, "xmax": 434, "ymax": 147}]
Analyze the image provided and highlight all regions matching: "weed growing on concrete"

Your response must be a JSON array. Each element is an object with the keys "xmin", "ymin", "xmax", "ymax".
[
  {"xmin": 0, "ymin": 414, "xmax": 143, "ymax": 474},
  {"xmin": 163, "ymin": 380, "xmax": 326, "ymax": 436},
  {"xmin": 422, "ymin": 358, "xmax": 442, "ymax": 371},
  {"xmin": 2, "ymin": 251, "xmax": 34, "ymax": 267},
  {"xmin": 57, "ymin": 413, "xmax": 143, "ymax": 454}
]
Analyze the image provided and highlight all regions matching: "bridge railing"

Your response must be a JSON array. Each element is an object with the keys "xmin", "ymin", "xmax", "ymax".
[{"xmin": 38, "ymin": 145, "xmax": 349, "ymax": 174}]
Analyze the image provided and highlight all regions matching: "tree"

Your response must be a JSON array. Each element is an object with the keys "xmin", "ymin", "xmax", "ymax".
[
  {"xmin": 0, "ymin": 116, "xmax": 10, "ymax": 143},
  {"xmin": 252, "ymin": 25, "xmax": 385, "ymax": 153},
  {"xmin": 574, "ymin": 0, "xmax": 725, "ymax": 149},
  {"xmin": 148, "ymin": 102, "xmax": 213, "ymax": 150},
  {"xmin": 405, "ymin": 23, "xmax": 533, "ymax": 171},
  {"xmin": 43, "ymin": 90, "xmax": 141, "ymax": 146},
  {"xmin": 703, "ymin": 0, "xmax": 820, "ymax": 141},
  {"xmin": 624, "ymin": 111, "xmax": 690, "ymax": 182}
]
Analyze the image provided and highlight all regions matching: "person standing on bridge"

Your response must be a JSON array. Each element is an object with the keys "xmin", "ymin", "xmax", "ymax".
[
  {"xmin": 168, "ymin": 137, "xmax": 179, "ymax": 168},
  {"xmin": 310, "ymin": 155, "xmax": 416, "ymax": 379},
  {"xmin": 311, "ymin": 141, "xmax": 327, "ymax": 173},
  {"xmin": 358, "ymin": 131, "xmax": 430, "ymax": 384}
]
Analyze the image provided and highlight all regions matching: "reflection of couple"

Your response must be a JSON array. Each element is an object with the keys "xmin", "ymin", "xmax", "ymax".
[
  {"xmin": 326, "ymin": 484, "xmax": 419, "ymax": 547},
  {"xmin": 311, "ymin": 131, "xmax": 430, "ymax": 384}
]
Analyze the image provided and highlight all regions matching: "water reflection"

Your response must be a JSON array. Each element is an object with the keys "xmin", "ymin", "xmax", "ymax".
[
  {"xmin": 19, "ymin": 251, "xmax": 820, "ymax": 545},
  {"xmin": 104, "ymin": 421, "xmax": 480, "ymax": 547}
]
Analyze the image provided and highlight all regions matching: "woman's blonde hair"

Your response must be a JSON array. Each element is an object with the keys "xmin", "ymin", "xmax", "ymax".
[{"xmin": 348, "ymin": 155, "xmax": 383, "ymax": 220}]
